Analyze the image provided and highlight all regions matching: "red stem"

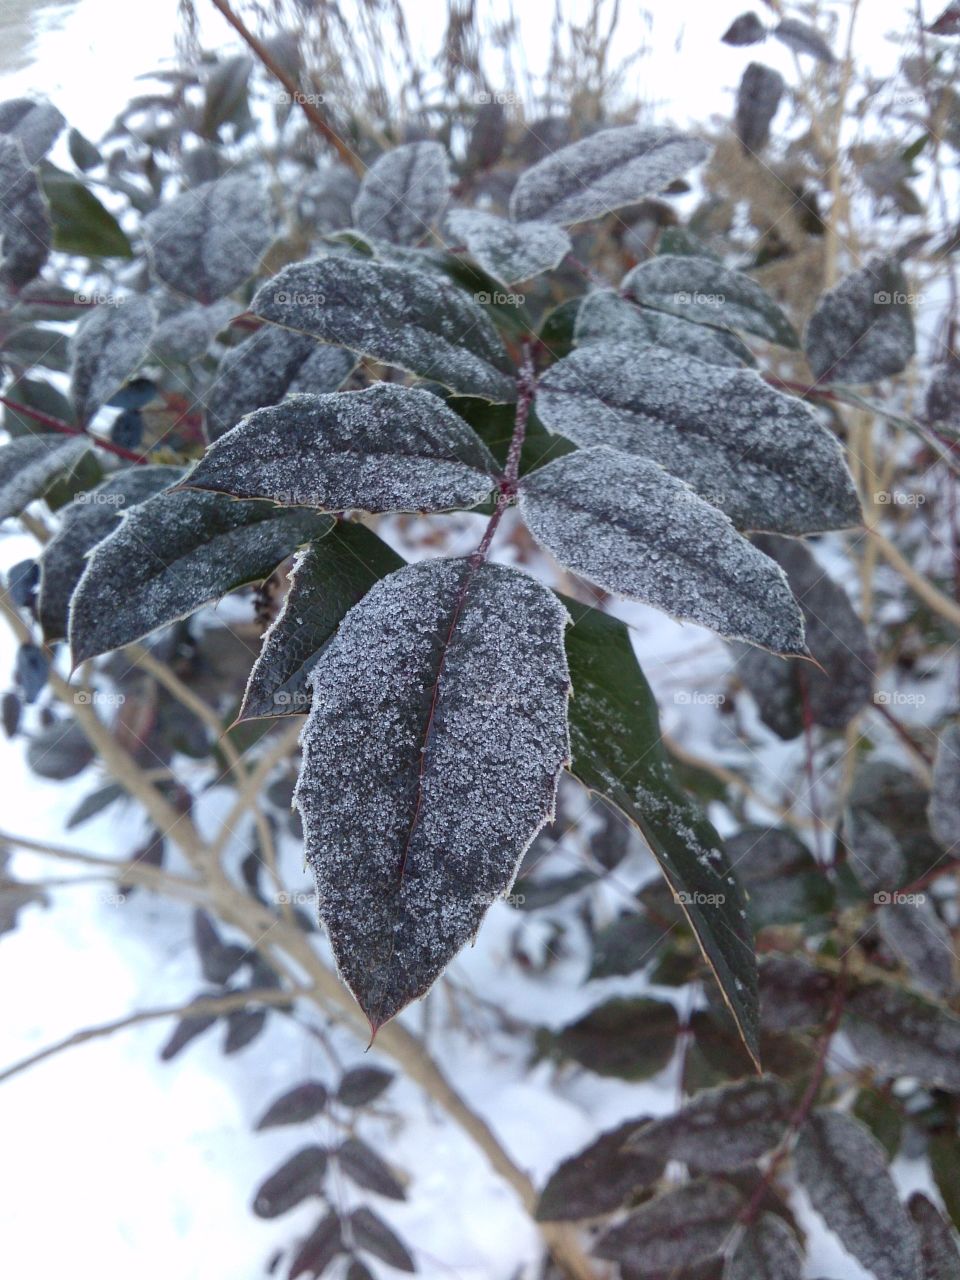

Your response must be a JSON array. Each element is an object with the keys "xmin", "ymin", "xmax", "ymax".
[{"xmin": 0, "ymin": 395, "xmax": 150, "ymax": 465}]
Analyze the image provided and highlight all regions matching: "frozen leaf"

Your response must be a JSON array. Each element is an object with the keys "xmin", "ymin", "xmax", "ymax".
[
  {"xmin": 519, "ymin": 448, "xmax": 806, "ymax": 654},
  {"xmin": 536, "ymin": 1119, "xmax": 665, "ymax": 1221},
  {"xmin": 564, "ymin": 601, "xmax": 760, "ymax": 1062},
  {"xmin": 183, "ymin": 383, "xmax": 499, "ymax": 513},
  {"xmin": 255, "ymin": 1082, "xmax": 329, "ymax": 1130},
  {"xmin": 844, "ymin": 808, "xmax": 906, "ymax": 892},
  {"xmin": 773, "ymin": 17, "xmax": 836, "ymax": 63},
  {"xmin": 574, "ymin": 290, "xmax": 754, "ymax": 366},
  {"xmin": 446, "ymin": 208, "xmax": 571, "ymax": 285},
  {"xmin": 353, "ymin": 141, "xmax": 451, "ymax": 245},
  {"xmin": 929, "ymin": 723, "xmax": 960, "ymax": 849},
  {"xmin": 337, "ymin": 1138, "xmax": 406, "ymax": 1200},
  {"xmin": 843, "ymin": 985, "xmax": 960, "ymax": 1091},
  {"xmin": 69, "ymin": 297, "xmax": 155, "ymax": 424},
  {"xmin": 758, "ymin": 956, "xmax": 835, "ymax": 1032},
  {"xmin": 0, "ymin": 136, "xmax": 51, "ymax": 288},
  {"xmin": 794, "ymin": 1110, "xmax": 921, "ymax": 1280},
  {"xmin": 736, "ymin": 63, "xmax": 784, "ymax": 153},
  {"xmin": 41, "ymin": 168, "xmax": 132, "ymax": 258},
  {"xmin": 548, "ymin": 997, "xmax": 679, "ymax": 1079},
  {"xmin": 295, "ymin": 557, "xmax": 570, "ymax": 1029},
  {"xmin": 628, "ymin": 1078, "xmax": 790, "ymax": 1173},
  {"xmin": 251, "ymin": 257, "xmax": 516, "ymax": 402},
  {"xmin": 509, "ymin": 124, "xmax": 708, "ymax": 225},
  {"xmin": 534, "ymin": 344, "xmax": 857, "ymax": 533},
  {"xmin": 805, "ymin": 257, "xmax": 916, "ymax": 384},
  {"xmin": 726, "ymin": 826, "xmax": 833, "ymax": 929},
  {"xmin": 252, "ymin": 1146, "xmax": 328, "ymax": 1218},
  {"xmin": 150, "ymin": 300, "xmax": 234, "ymax": 364},
  {"xmin": 337, "ymin": 1065, "xmax": 394, "ymax": 1107},
  {"xmin": 878, "ymin": 897, "xmax": 956, "ymax": 997},
  {"xmin": 0, "ymin": 98, "xmax": 64, "ymax": 163},
  {"xmin": 596, "ymin": 1178, "xmax": 742, "ymax": 1272},
  {"xmin": 589, "ymin": 912, "xmax": 665, "ymax": 978},
  {"xmin": 0, "ymin": 436, "xmax": 89, "ymax": 522},
  {"xmin": 204, "ymin": 324, "xmax": 354, "ymax": 442},
  {"xmin": 908, "ymin": 1193, "xmax": 960, "ymax": 1280},
  {"xmin": 726, "ymin": 1213, "xmax": 804, "ymax": 1280},
  {"xmin": 288, "ymin": 1213, "xmax": 342, "ymax": 1280},
  {"xmin": 349, "ymin": 1207, "xmax": 414, "ymax": 1272},
  {"xmin": 925, "ymin": 361, "xmax": 960, "ymax": 438},
  {"xmin": 240, "ymin": 523, "xmax": 403, "ymax": 722},
  {"xmin": 723, "ymin": 12, "xmax": 767, "ymax": 45},
  {"xmin": 68, "ymin": 488, "xmax": 332, "ymax": 663},
  {"xmin": 144, "ymin": 174, "xmax": 272, "ymax": 303},
  {"xmin": 37, "ymin": 465, "xmax": 180, "ymax": 641},
  {"xmin": 621, "ymin": 254, "xmax": 798, "ymax": 346}
]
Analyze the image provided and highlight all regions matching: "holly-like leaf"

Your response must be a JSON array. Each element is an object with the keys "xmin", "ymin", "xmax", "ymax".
[
  {"xmin": 0, "ymin": 98, "xmax": 64, "ymax": 163},
  {"xmin": 773, "ymin": 16, "xmax": 835, "ymax": 62},
  {"xmin": 0, "ymin": 436, "xmax": 90, "ymax": 522},
  {"xmin": 726, "ymin": 1213, "xmax": 804, "ymax": 1280},
  {"xmin": 295, "ymin": 557, "xmax": 570, "ymax": 1029},
  {"xmin": 534, "ymin": 344, "xmax": 858, "ymax": 534},
  {"xmin": 621, "ymin": 255, "xmax": 798, "ymax": 347},
  {"xmin": 68, "ymin": 488, "xmax": 332, "ymax": 664},
  {"xmin": 519, "ymin": 448, "xmax": 806, "ymax": 654},
  {"xmin": 595, "ymin": 1178, "xmax": 742, "ymax": 1272},
  {"xmin": 349, "ymin": 1207, "xmax": 415, "ymax": 1272},
  {"xmin": 252, "ymin": 1146, "xmax": 328, "ymax": 1218},
  {"xmin": 203, "ymin": 324, "xmax": 354, "ymax": 442},
  {"xmin": 69, "ymin": 297, "xmax": 155, "ymax": 424},
  {"xmin": 804, "ymin": 257, "xmax": 916, "ymax": 384},
  {"xmin": 929, "ymin": 723, "xmax": 960, "ymax": 849},
  {"xmin": 239, "ymin": 523, "xmax": 404, "ymax": 722},
  {"xmin": 0, "ymin": 136, "xmax": 51, "ymax": 288},
  {"xmin": 255, "ymin": 1082, "xmax": 329, "ymax": 1130},
  {"xmin": 251, "ymin": 257, "xmax": 516, "ymax": 402},
  {"xmin": 547, "ymin": 996, "xmax": 679, "ymax": 1079},
  {"xmin": 736, "ymin": 63, "xmax": 784, "ymax": 153},
  {"xmin": 353, "ymin": 141, "xmax": 451, "ymax": 245},
  {"xmin": 574, "ymin": 290, "xmax": 754, "ymax": 367},
  {"xmin": 37, "ymin": 465, "xmax": 183, "ymax": 641},
  {"xmin": 143, "ymin": 173, "xmax": 272, "ymax": 303},
  {"xmin": 563, "ymin": 601, "xmax": 760, "ymax": 1063},
  {"xmin": 536, "ymin": 1119, "xmax": 665, "ymax": 1221},
  {"xmin": 843, "ymin": 985, "xmax": 960, "ymax": 1091},
  {"xmin": 508, "ymin": 124, "xmax": 708, "ymax": 225},
  {"xmin": 446, "ymin": 208, "xmax": 571, "ymax": 285},
  {"xmin": 908, "ymin": 1192, "xmax": 960, "ymax": 1280},
  {"xmin": 183, "ymin": 384, "xmax": 499, "ymax": 513},
  {"xmin": 794, "ymin": 1110, "xmax": 921, "ymax": 1280}
]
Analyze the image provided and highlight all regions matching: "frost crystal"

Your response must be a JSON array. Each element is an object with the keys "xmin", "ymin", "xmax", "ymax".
[
  {"xmin": 519, "ymin": 447, "xmax": 806, "ymax": 654},
  {"xmin": 0, "ymin": 436, "xmax": 89, "ymax": 522},
  {"xmin": 534, "ymin": 342, "xmax": 860, "ymax": 534},
  {"xmin": 804, "ymin": 256, "xmax": 915, "ymax": 384},
  {"xmin": 508, "ymin": 125, "xmax": 708, "ymax": 226},
  {"xmin": 0, "ymin": 136, "xmax": 50, "ymax": 288},
  {"xmin": 353, "ymin": 141, "xmax": 451, "ymax": 246},
  {"xmin": 144, "ymin": 173, "xmax": 272, "ymax": 303},
  {"xmin": 251, "ymin": 256, "xmax": 516, "ymax": 402},
  {"xmin": 186, "ymin": 383, "xmax": 499, "ymax": 513},
  {"xmin": 69, "ymin": 296, "xmax": 155, "ymax": 424},
  {"xmin": 574, "ymin": 290, "xmax": 753, "ymax": 366},
  {"xmin": 294, "ymin": 557, "xmax": 571, "ymax": 1028},
  {"xmin": 445, "ymin": 209, "xmax": 571, "ymax": 285}
]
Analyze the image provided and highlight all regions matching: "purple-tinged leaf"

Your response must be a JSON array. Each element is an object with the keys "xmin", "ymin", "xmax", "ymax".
[
  {"xmin": 773, "ymin": 17, "xmax": 835, "ymax": 63},
  {"xmin": 595, "ymin": 1178, "xmax": 742, "ymax": 1272},
  {"xmin": 722, "ymin": 12, "xmax": 767, "ymax": 45},
  {"xmin": 255, "ymin": 1082, "xmax": 329, "ymax": 1130},
  {"xmin": 536, "ymin": 1119, "xmax": 664, "ymax": 1221},
  {"xmin": 726, "ymin": 1213, "xmax": 804, "ymax": 1280},
  {"xmin": 337, "ymin": 1065, "xmax": 394, "ymax": 1107},
  {"xmin": 0, "ymin": 98, "xmax": 65, "ymax": 163},
  {"xmin": 252, "ymin": 1146, "xmax": 328, "ymax": 1218},
  {"xmin": 908, "ymin": 1192, "xmax": 960, "ymax": 1280},
  {"xmin": 287, "ymin": 1213, "xmax": 342, "ymax": 1280},
  {"xmin": 349, "ymin": 1206, "xmax": 415, "ymax": 1272},
  {"xmin": 337, "ymin": 1138, "xmax": 406, "ymax": 1200},
  {"xmin": 929, "ymin": 723, "xmax": 960, "ymax": 849},
  {"xmin": 843, "ymin": 984, "xmax": 960, "ymax": 1091},
  {"xmin": 547, "ymin": 997, "xmax": 679, "ymax": 1080}
]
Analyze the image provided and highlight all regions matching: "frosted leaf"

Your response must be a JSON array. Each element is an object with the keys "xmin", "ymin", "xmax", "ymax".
[
  {"xmin": 0, "ymin": 98, "xmax": 65, "ymax": 164},
  {"xmin": 844, "ymin": 808, "xmax": 906, "ymax": 892},
  {"xmin": 877, "ymin": 898, "xmax": 956, "ymax": 998},
  {"xmin": 69, "ymin": 296, "xmax": 155, "ymax": 424},
  {"xmin": 621, "ymin": 254, "xmax": 798, "ymax": 346},
  {"xmin": 445, "ymin": 209, "xmax": 571, "ymax": 285},
  {"xmin": 0, "ymin": 436, "xmax": 89, "ymax": 522},
  {"xmin": 794, "ymin": 1110, "xmax": 921, "ymax": 1280},
  {"xmin": 736, "ymin": 63, "xmax": 785, "ymax": 153},
  {"xmin": 805, "ymin": 256, "xmax": 915, "ymax": 384},
  {"xmin": 0, "ymin": 136, "xmax": 50, "ymax": 288},
  {"xmin": 727, "ymin": 1214, "xmax": 804, "ymax": 1280},
  {"xmin": 728, "ymin": 825, "xmax": 833, "ymax": 929},
  {"xmin": 574, "ymin": 290, "xmax": 754, "ymax": 367},
  {"xmin": 203, "ymin": 324, "xmax": 354, "ymax": 442},
  {"xmin": 68, "ymin": 488, "xmax": 332, "ymax": 664},
  {"xmin": 595, "ymin": 1178, "xmax": 741, "ymax": 1272},
  {"xmin": 908, "ymin": 1193, "xmax": 960, "ymax": 1280},
  {"xmin": 37, "ymin": 465, "xmax": 184, "ymax": 641},
  {"xmin": 843, "ymin": 985, "xmax": 960, "ymax": 1091},
  {"xmin": 352, "ymin": 141, "xmax": 451, "ymax": 246},
  {"xmin": 758, "ymin": 954, "xmax": 834, "ymax": 1031},
  {"xmin": 143, "ymin": 174, "xmax": 272, "ymax": 303},
  {"xmin": 925, "ymin": 361, "xmax": 960, "ymax": 439},
  {"xmin": 722, "ymin": 12, "xmax": 767, "ymax": 45},
  {"xmin": 628, "ymin": 1077, "xmax": 790, "ymax": 1172},
  {"xmin": 509, "ymin": 125, "xmax": 708, "ymax": 226},
  {"xmin": 773, "ymin": 17, "xmax": 836, "ymax": 62},
  {"xmin": 928, "ymin": 723, "xmax": 960, "ymax": 850},
  {"xmin": 150, "ymin": 300, "xmax": 234, "ymax": 365},
  {"xmin": 251, "ymin": 257, "xmax": 516, "ymax": 402},
  {"xmin": 535, "ymin": 1119, "xmax": 666, "ymax": 1222},
  {"xmin": 184, "ymin": 384, "xmax": 499, "ymax": 513},
  {"xmin": 294, "ymin": 557, "xmax": 571, "ymax": 1028},
  {"xmin": 534, "ymin": 343, "xmax": 859, "ymax": 533},
  {"xmin": 239, "ymin": 523, "xmax": 404, "ymax": 722},
  {"xmin": 519, "ymin": 447, "xmax": 806, "ymax": 654}
]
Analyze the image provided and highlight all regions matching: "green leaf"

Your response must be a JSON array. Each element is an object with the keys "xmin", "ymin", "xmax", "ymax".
[
  {"xmin": 68, "ymin": 489, "xmax": 332, "ymax": 664},
  {"xmin": 0, "ymin": 436, "xmax": 90, "ymax": 522},
  {"xmin": 562, "ymin": 599, "xmax": 760, "ymax": 1064},
  {"xmin": 39, "ymin": 167, "xmax": 132, "ymax": 258},
  {"xmin": 546, "ymin": 996, "xmax": 679, "ymax": 1079},
  {"xmin": 239, "ymin": 522, "xmax": 404, "ymax": 722}
]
